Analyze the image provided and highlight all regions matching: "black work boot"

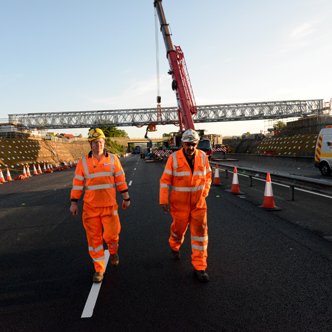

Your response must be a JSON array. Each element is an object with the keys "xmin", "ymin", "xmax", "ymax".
[
  {"xmin": 92, "ymin": 272, "xmax": 104, "ymax": 283},
  {"xmin": 193, "ymin": 269, "xmax": 209, "ymax": 282},
  {"xmin": 171, "ymin": 250, "xmax": 180, "ymax": 260},
  {"xmin": 110, "ymin": 253, "xmax": 119, "ymax": 266}
]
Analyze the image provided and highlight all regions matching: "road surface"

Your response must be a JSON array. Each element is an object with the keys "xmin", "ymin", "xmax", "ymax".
[{"xmin": 0, "ymin": 155, "xmax": 331, "ymax": 331}]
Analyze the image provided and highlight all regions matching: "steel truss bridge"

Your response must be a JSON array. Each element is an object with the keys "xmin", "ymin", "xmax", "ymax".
[{"xmin": 8, "ymin": 99, "xmax": 323, "ymax": 129}]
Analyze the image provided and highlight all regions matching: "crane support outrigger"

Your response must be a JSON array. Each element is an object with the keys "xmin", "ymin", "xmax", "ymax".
[{"xmin": 154, "ymin": 0, "xmax": 197, "ymax": 132}]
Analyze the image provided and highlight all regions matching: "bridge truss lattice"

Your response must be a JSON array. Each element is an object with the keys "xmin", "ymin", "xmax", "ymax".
[{"xmin": 8, "ymin": 99, "xmax": 323, "ymax": 129}]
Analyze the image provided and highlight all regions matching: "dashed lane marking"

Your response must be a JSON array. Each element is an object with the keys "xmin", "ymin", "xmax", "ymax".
[
  {"xmin": 129, "ymin": 180, "xmax": 133, "ymax": 186},
  {"xmin": 81, "ymin": 250, "xmax": 110, "ymax": 318}
]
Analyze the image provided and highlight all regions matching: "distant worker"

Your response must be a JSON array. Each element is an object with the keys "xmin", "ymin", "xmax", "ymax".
[
  {"xmin": 160, "ymin": 129, "xmax": 212, "ymax": 282},
  {"xmin": 70, "ymin": 128, "xmax": 130, "ymax": 283}
]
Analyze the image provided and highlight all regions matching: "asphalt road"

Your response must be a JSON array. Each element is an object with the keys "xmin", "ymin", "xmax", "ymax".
[{"xmin": 0, "ymin": 154, "xmax": 331, "ymax": 332}]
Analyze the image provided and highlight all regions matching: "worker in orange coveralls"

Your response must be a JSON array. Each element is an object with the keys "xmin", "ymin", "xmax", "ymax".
[
  {"xmin": 160, "ymin": 129, "xmax": 212, "ymax": 282},
  {"xmin": 70, "ymin": 128, "xmax": 130, "ymax": 283}
]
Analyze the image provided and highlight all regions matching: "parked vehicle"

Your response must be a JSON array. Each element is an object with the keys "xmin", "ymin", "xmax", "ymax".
[
  {"xmin": 314, "ymin": 126, "xmax": 332, "ymax": 175},
  {"xmin": 197, "ymin": 139, "xmax": 213, "ymax": 159},
  {"xmin": 132, "ymin": 146, "xmax": 141, "ymax": 154}
]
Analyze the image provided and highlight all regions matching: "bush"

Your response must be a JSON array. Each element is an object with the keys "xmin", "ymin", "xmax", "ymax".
[{"xmin": 106, "ymin": 138, "xmax": 126, "ymax": 155}]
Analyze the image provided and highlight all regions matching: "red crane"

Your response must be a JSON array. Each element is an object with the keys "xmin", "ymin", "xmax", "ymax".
[{"xmin": 154, "ymin": 0, "xmax": 197, "ymax": 132}]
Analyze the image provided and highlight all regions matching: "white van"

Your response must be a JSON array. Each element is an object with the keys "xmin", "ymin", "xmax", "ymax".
[{"xmin": 314, "ymin": 126, "xmax": 332, "ymax": 175}]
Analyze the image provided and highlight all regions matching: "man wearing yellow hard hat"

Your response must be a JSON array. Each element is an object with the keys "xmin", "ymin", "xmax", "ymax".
[{"xmin": 70, "ymin": 128, "xmax": 130, "ymax": 283}]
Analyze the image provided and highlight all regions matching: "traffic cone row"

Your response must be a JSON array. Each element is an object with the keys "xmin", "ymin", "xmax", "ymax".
[
  {"xmin": 0, "ymin": 161, "xmax": 77, "ymax": 185},
  {"xmin": 214, "ymin": 165, "xmax": 281, "ymax": 211},
  {"xmin": 0, "ymin": 163, "xmax": 61, "ymax": 183}
]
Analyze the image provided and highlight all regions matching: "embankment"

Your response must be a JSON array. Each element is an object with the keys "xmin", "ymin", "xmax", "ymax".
[{"xmin": 0, "ymin": 137, "xmax": 90, "ymax": 171}]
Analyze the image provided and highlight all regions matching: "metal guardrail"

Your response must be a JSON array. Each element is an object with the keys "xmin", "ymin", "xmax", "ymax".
[{"xmin": 210, "ymin": 161, "xmax": 332, "ymax": 201}]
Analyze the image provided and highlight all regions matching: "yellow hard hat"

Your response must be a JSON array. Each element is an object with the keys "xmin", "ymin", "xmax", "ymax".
[{"xmin": 88, "ymin": 128, "xmax": 106, "ymax": 142}]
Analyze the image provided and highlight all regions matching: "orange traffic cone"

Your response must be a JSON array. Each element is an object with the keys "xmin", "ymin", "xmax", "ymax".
[
  {"xmin": 260, "ymin": 173, "xmax": 280, "ymax": 210},
  {"xmin": 0, "ymin": 169, "xmax": 6, "ymax": 183},
  {"xmin": 26, "ymin": 165, "xmax": 32, "ymax": 177},
  {"xmin": 22, "ymin": 166, "xmax": 27, "ymax": 178},
  {"xmin": 43, "ymin": 163, "xmax": 47, "ymax": 173},
  {"xmin": 38, "ymin": 164, "xmax": 42, "ymax": 174},
  {"xmin": 6, "ymin": 168, "xmax": 13, "ymax": 181},
  {"xmin": 33, "ymin": 164, "xmax": 38, "ymax": 175},
  {"xmin": 14, "ymin": 174, "xmax": 27, "ymax": 180},
  {"xmin": 229, "ymin": 167, "xmax": 243, "ymax": 195},
  {"xmin": 213, "ymin": 164, "xmax": 221, "ymax": 186},
  {"xmin": 45, "ymin": 164, "xmax": 52, "ymax": 173}
]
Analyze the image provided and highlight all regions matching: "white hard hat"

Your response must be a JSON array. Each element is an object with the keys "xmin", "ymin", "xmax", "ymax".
[{"xmin": 181, "ymin": 129, "xmax": 199, "ymax": 143}]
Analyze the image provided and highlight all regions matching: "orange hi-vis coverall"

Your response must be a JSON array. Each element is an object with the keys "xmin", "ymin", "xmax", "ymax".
[
  {"xmin": 160, "ymin": 148, "xmax": 212, "ymax": 270},
  {"xmin": 71, "ymin": 151, "xmax": 128, "ymax": 273}
]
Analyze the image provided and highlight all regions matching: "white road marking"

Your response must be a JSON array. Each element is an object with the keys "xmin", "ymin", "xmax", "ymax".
[
  {"xmin": 81, "ymin": 249, "xmax": 110, "ymax": 318},
  {"xmin": 134, "ymin": 168, "xmax": 136, "ymax": 170},
  {"xmin": 129, "ymin": 180, "xmax": 133, "ymax": 186}
]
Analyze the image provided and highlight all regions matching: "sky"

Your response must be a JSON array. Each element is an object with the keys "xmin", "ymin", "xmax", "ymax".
[{"xmin": 0, "ymin": 0, "xmax": 331, "ymax": 139}]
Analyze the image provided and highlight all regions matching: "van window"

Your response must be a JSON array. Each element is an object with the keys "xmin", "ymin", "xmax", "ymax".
[{"xmin": 197, "ymin": 140, "xmax": 212, "ymax": 150}]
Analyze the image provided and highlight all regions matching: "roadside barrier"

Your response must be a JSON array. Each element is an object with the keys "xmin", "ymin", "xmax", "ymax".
[
  {"xmin": 260, "ymin": 173, "xmax": 281, "ymax": 211},
  {"xmin": 6, "ymin": 168, "xmax": 13, "ymax": 182},
  {"xmin": 213, "ymin": 164, "xmax": 221, "ymax": 186}
]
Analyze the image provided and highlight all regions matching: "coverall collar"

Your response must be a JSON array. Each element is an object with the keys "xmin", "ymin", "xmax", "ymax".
[
  {"xmin": 180, "ymin": 148, "xmax": 200, "ymax": 172},
  {"xmin": 180, "ymin": 147, "xmax": 199, "ymax": 160},
  {"xmin": 88, "ymin": 150, "xmax": 109, "ymax": 158}
]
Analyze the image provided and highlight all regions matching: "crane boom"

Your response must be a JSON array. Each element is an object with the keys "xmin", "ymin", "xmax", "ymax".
[{"xmin": 154, "ymin": 0, "xmax": 197, "ymax": 131}]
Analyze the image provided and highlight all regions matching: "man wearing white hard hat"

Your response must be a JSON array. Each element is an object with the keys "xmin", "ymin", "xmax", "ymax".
[{"xmin": 160, "ymin": 129, "xmax": 212, "ymax": 282}]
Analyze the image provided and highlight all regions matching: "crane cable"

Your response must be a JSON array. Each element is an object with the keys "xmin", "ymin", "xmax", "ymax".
[{"xmin": 144, "ymin": 8, "xmax": 162, "ymax": 141}]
